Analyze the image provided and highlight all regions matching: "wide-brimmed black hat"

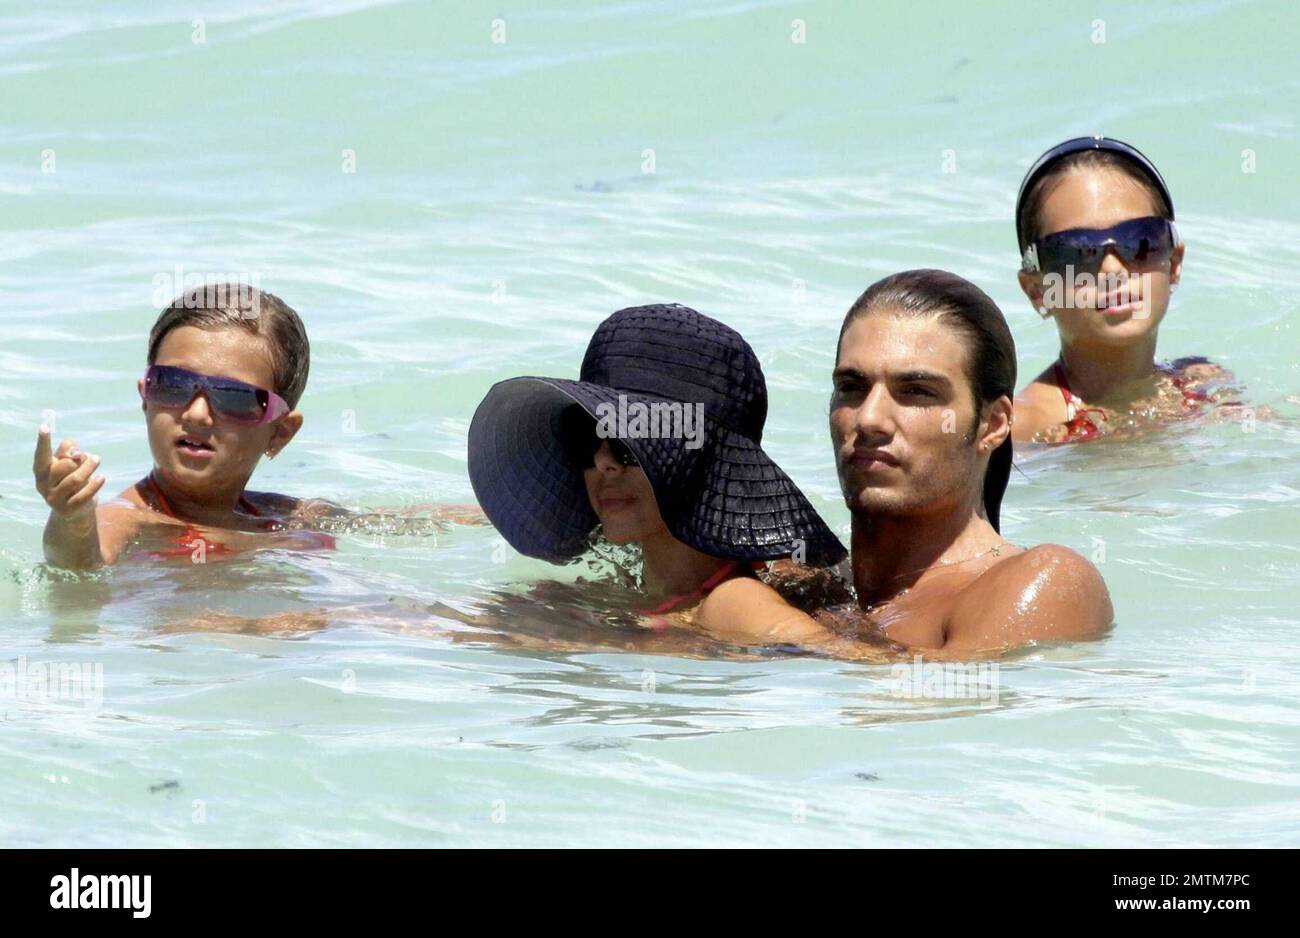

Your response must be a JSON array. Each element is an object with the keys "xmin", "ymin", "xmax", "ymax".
[{"xmin": 468, "ymin": 304, "xmax": 847, "ymax": 566}]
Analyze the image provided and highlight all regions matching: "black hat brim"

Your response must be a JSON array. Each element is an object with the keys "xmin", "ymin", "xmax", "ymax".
[{"xmin": 468, "ymin": 376, "xmax": 847, "ymax": 566}]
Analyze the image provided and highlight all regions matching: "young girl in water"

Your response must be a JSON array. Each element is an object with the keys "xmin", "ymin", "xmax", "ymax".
[
  {"xmin": 1011, "ymin": 136, "xmax": 1234, "ymax": 444},
  {"xmin": 34, "ymin": 284, "xmax": 339, "ymax": 570}
]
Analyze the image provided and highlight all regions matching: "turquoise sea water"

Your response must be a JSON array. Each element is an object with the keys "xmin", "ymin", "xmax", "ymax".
[{"xmin": 2, "ymin": 0, "xmax": 1298, "ymax": 847}]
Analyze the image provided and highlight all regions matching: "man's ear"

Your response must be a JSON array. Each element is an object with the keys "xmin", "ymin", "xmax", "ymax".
[
  {"xmin": 265, "ymin": 412, "xmax": 303, "ymax": 459},
  {"xmin": 138, "ymin": 377, "xmax": 147, "ymax": 414},
  {"xmin": 980, "ymin": 395, "xmax": 1014, "ymax": 453}
]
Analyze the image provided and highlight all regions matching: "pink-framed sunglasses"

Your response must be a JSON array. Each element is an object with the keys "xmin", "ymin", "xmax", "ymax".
[{"xmin": 141, "ymin": 365, "xmax": 290, "ymax": 424}]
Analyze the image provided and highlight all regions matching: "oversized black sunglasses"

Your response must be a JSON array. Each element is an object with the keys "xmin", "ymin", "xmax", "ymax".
[
  {"xmin": 557, "ymin": 407, "xmax": 639, "ymax": 470},
  {"xmin": 1023, "ymin": 215, "xmax": 1176, "ymax": 277}
]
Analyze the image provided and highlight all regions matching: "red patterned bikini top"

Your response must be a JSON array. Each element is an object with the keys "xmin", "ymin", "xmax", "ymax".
[
  {"xmin": 1053, "ymin": 361, "xmax": 1108, "ymax": 442},
  {"xmin": 1154, "ymin": 361, "xmax": 1211, "ymax": 409},
  {"xmin": 1053, "ymin": 359, "xmax": 1210, "ymax": 443}
]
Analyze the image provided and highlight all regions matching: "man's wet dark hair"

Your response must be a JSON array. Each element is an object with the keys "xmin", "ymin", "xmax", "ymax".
[
  {"xmin": 147, "ymin": 284, "xmax": 310, "ymax": 409},
  {"xmin": 1016, "ymin": 150, "xmax": 1174, "ymax": 253},
  {"xmin": 837, "ymin": 269, "xmax": 1016, "ymax": 532}
]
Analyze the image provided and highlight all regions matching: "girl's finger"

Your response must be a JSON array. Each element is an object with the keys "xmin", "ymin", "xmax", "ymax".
[
  {"xmin": 65, "ymin": 474, "xmax": 107, "ymax": 510},
  {"xmin": 46, "ymin": 455, "xmax": 81, "ymax": 489},
  {"xmin": 33, "ymin": 426, "xmax": 53, "ymax": 476},
  {"xmin": 49, "ymin": 454, "xmax": 101, "ymax": 503}
]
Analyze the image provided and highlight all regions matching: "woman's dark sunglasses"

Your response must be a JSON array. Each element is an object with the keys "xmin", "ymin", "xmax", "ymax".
[
  {"xmin": 140, "ymin": 365, "xmax": 290, "ymax": 425},
  {"xmin": 558, "ymin": 409, "xmax": 639, "ymax": 470},
  {"xmin": 1023, "ymin": 215, "xmax": 1176, "ymax": 277}
]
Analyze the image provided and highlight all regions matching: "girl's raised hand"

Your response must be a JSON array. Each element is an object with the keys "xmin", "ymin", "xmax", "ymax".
[{"xmin": 33, "ymin": 426, "xmax": 106, "ymax": 520}]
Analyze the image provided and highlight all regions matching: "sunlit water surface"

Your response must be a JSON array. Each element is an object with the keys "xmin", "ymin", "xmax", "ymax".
[{"xmin": 1, "ymin": 0, "xmax": 1298, "ymax": 846}]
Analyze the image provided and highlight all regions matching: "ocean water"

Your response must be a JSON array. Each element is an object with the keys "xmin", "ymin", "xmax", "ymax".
[{"xmin": 2, "ymin": 0, "xmax": 1298, "ymax": 847}]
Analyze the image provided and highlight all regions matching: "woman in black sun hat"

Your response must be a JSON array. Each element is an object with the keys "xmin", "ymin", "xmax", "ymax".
[{"xmin": 468, "ymin": 303, "xmax": 859, "ymax": 645}]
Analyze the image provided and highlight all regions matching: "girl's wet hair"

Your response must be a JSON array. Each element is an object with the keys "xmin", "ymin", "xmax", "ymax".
[
  {"xmin": 1016, "ymin": 150, "xmax": 1174, "ymax": 252},
  {"xmin": 147, "ymin": 284, "xmax": 310, "ymax": 408},
  {"xmin": 837, "ymin": 268, "xmax": 1016, "ymax": 531}
]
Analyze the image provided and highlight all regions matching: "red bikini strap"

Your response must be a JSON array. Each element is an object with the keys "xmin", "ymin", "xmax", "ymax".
[
  {"xmin": 644, "ymin": 560, "xmax": 743, "ymax": 615},
  {"xmin": 697, "ymin": 561, "xmax": 742, "ymax": 593},
  {"xmin": 1053, "ymin": 360, "xmax": 1076, "ymax": 406},
  {"xmin": 144, "ymin": 473, "xmax": 176, "ymax": 518}
]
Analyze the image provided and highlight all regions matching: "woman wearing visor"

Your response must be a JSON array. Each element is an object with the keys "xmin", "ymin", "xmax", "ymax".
[{"xmin": 1011, "ymin": 136, "xmax": 1234, "ymax": 444}]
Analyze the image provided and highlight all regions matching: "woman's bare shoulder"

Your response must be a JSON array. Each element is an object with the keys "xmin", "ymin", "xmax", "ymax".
[
  {"xmin": 1169, "ymin": 356, "xmax": 1235, "ymax": 383},
  {"xmin": 1013, "ymin": 370, "xmax": 1065, "ymax": 442},
  {"xmin": 697, "ymin": 575, "xmax": 827, "ymax": 643}
]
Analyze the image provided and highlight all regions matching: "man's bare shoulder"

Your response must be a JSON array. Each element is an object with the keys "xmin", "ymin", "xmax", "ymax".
[
  {"xmin": 965, "ymin": 544, "xmax": 1110, "ymax": 609},
  {"xmin": 946, "ymin": 544, "xmax": 1113, "ymax": 651}
]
